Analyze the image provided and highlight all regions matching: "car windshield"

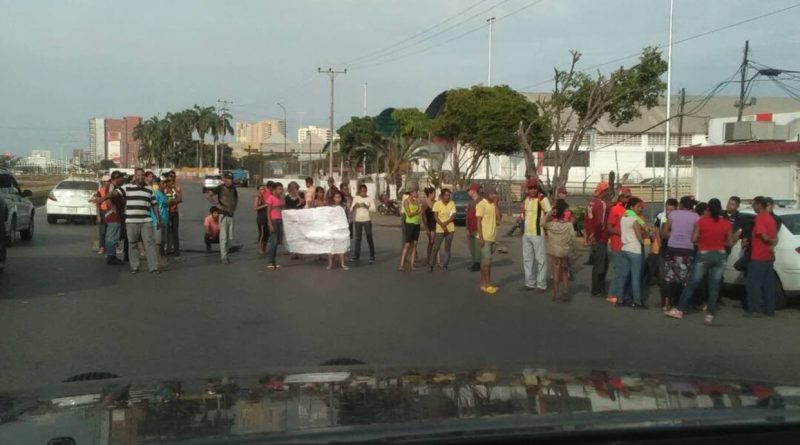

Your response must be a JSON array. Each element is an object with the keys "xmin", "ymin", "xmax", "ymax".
[
  {"xmin": 4, "ymin": 1, "xmax": 800, "ymax": 442},
  {"xmin": 56, "ymin": 181, "xmax": 97, "ymax": 191}
]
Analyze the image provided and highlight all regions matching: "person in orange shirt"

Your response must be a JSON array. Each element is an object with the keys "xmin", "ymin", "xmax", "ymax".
[
  {"xmin": 96, "ymin": 174, "xmax": 111, "ymax": 254},
  {"xmin": 204, "ymin": 206, "xmax": 221, "ymax": 253},
  {"xmin": 605, "ymin": 186, "xmax": 632, "ymax": 304}
]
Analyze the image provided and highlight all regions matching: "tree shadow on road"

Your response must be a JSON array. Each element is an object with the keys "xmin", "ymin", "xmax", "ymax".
[{"xmin": 0, "ymin": 255, "xmax": 122, "ymax": 300}]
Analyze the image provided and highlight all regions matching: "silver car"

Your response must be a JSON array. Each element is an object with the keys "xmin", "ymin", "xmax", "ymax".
[
  {"xmin": 202, "ymin": 174, "xmax": 223, "ymax": 193},
  {"xmin": 0, "ymin": 169, "xmax": 35, "ymax": 245},
  {"xmin": 46, "ymin": 178, "xmax": 100, "ymax": 224}
]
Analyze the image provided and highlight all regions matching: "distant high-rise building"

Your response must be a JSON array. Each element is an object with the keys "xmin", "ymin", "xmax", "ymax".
[
  {"xmin": 89, "ymin": 116, "xmax": 142, "ymax": 167},
  {"xmin": 235, "ymin": 120, "xmax": 286, "ymax": 149},
  {"xmin": 298, "ymin": 125, "xmax": 338, "ymax": 143},
  {"xmin": 31, "ymin": 149, "xmax": 51, "ymax": 159}
]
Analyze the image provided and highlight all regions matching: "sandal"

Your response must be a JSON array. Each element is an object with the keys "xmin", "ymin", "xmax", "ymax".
[
  {"xmin": 704, "ymin": 314, "xmax": 714, "ymax": 325},
  {"xmin": 480, "ymin": 286, "xmax": 498, "ymax": 295},
  {"xmin": 664, "ymin": 308, "xmax": 684, "ymax": 319}
]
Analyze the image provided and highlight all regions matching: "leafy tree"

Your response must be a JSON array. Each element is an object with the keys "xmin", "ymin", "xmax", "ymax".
[
  {"xmin": 210, "ymin": 109, "xmax": 234, "ymax": 170},
  {"xmin": 522, "ymin": 47, "xmax": 667, "ymax": 195},
  {"xmin": 189, "ymin": 105, "xmax": 215, "ymax": 169},
  {"xmin": 431, "ymin": 85, "xmax": 541, "ymax": 187},
  {"xmin": 391, "ymin": 108, "xmax": 431, "ymax": 138},
  {"xmin": 337, "ymin": 116, "xmax": 380, "ymax": 180},
  {"xmin": 358, "ymin": 136, "xmax": 429, "ymax": 189}
]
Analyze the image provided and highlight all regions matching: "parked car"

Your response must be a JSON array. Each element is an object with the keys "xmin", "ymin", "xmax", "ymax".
[
  {"xmin": 0, "ymin": 169, "xmax": 35, "ymax": 244},
  {"xmin": 202, "ymin": 174, "xmax": 223, "ymax": 193},
  {"xmin": 452, "ymin": 190, "xmax": 471, "ymax": 226},
  {"xmin": 46, "ymin": 178, "xmax": 100, "ymax": 224},
  {"xmin": 723, "ymin": 207, "xmax": 800, "ymax": 309},
  {"xmin": 0, "ymin": 199, "xmax": 6, "ymax": 271}
]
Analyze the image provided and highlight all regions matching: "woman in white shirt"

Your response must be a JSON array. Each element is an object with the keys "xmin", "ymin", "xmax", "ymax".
[
  {"xmin": 616, "ymin": 197, "xmax": 648, "ymax": 309},
  {"xmin": 350, "ymin": 184, "xmax": 377, "ymax": 263}
]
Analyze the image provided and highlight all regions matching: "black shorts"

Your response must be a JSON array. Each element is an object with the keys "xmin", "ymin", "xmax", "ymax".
[{"xmin": 405, "ymin": 223, "xmax": 421, "ymax": 242}]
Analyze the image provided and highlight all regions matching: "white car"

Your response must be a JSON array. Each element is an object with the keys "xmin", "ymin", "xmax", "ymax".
[
  {"xmin": 46, "ymin": 178, "xmax": 100, "ymax": 224},
  {"xmin": 724, "ymin": 207, "xmax": 800, "ymax": 309},
  {"xmin": 202, "ymin": 174, "xmax": 222, "ymax": 193}
]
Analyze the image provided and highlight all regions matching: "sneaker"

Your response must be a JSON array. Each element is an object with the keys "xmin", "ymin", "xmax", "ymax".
[
  {"xmin": 266, "ymin": 265, "xmax": 275, "ymax": 270},
  {"xmin": 369, "ymin": 257, "xmax": 375, "ymax": 264},
  {"xmin": 326, "ymin": 265, "xmax": 332, "ymax": 270},
  {"xmin": 97, "ymin": 247, "xmax": 106, "ymax": 255},
  {"xmin": 664, "ymin": 308, "xmax": 684, "ymax": 319},
  {"xmin": 221, "ymin": 258, "xmax": 230, "ymax": 264},
  {"xmin": 130, "ymin": 268, "xmax": 139, "ymax": 274},
  {"xmin": 606, "ymin": 296, "xmax": 618, "ymax": 304},
  {"xmin": 342, "ymin": 265, "xmax": 350, "ymax": 271},
  {"xmin": 704, "ymin": 314, "xmax": 714, "ymax": 325}
]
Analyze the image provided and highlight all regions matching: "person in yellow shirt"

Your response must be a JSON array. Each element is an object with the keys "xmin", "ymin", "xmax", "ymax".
[
  {"xmin": 429, "ymin": 188, "xmax": 456, "ymax": 271},
  {"xmin": 476, "ymin": 185, "xmax": 501, "ymax": 294},
  {"xmin": 521, "ymin": 178, "xmax": 552, "ymax": 292}
]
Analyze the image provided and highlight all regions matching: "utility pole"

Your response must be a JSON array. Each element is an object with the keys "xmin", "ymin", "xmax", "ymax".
[
  {"xmin": 663, "ymin": 0, "xmax": 674, "ymax": 202},
  {"xmin": 363, "ymin": 83, "xmax": 368, "ymax": 117},
  {"xmin": 276, "ymin": 102, "xmax": 287, "ymax": 155},
  {"xmin": 736, "ymin": 40, "xmax": 750, "ymax": 122},
  {"xmin": 676, "ymin": 88, "xmax": 686, "ymax": 197},
  {"xmin": 216, "ymin": 99, "xmax": 233, "ymax": 172},
  {"xmin": 318, "ymin": 67, "xmax": 347, "ymax": 178},
  {"xmin": 486, "ymin": 17, "xmax": 496, "ymax": 87}
]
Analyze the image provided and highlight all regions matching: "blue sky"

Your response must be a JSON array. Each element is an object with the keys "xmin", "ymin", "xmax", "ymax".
[{"xmin": 1, "ymin": 0, "xmax": 798, "ymax": 156}]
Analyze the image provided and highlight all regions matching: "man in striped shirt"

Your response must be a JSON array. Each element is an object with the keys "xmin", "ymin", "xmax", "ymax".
[{"xmin": 96, "ymin": 168, "xmax": 163, "ymax": 273}]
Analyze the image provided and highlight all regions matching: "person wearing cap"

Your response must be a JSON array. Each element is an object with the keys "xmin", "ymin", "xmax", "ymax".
[
  {"xmin": 205, "ymin": 171, "xmax": 239, "ymax": 264},
  {"xmin": 586, "ymin": 181, "xmax": 612, "ymax": 298},
  {"xmin": 151, "ymin": 176, "xmax": 170, "ymax": 267},
  {"xmin": 605, "ymin": 186, "xmax": 632, "ymax": 304},
  {"xmin": 466, "ymin": 183, "xmax": 482, "ymax": 271},
  {"xmin": 96, "ymin": 174, "xmax": 111, "ymax": 255},
  {"xmin": 476, "ymin": 185, "xmax": 501, "ymax": 294},
  {"xmin": 521, "ymin": 178, "xmax": 552, "ymax": 292}
]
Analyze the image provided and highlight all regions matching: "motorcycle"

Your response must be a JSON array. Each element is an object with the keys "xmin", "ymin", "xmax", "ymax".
[{"xmin": 377, "ymin": 195, "xmax": 401, "ymax": 216}]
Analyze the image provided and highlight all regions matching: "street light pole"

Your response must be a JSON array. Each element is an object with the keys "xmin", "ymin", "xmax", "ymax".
[
  {"xmin": 486, "ymin": 17, "xmax": 495, "ymax": 87},
  {"xmin": 663, "ymin": 0, "xmax": 674, "ymax": 201},
  {"xmin": 318, "ymin": 67, "xmax": 347, "ymax": 178},
  {"xmin": 276, "ymin": 102, "xmax": 287, "ymax": 156},
  {"xmin": 216, "ymin": 99, "xmax": 233, "ymax": 173}
]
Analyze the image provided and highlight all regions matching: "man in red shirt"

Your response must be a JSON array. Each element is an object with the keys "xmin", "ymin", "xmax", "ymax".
[
  {"xmin": 746, "ymin": 196, "xmax": 779, "ymax": 317},
  {"xmin": 466, "ymin": 183, "xmax": 482, "ymax": 271},
  {"xmin": 605, "ymin": 186, "xmax": 631, "ymax": 304},
  {"xmin": 585, "ymin": 181, "xmax": 611, "ymax": 297}
]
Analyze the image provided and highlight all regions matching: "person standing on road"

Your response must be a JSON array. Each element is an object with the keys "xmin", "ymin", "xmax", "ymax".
[
  {"xmin": 543, "ymin": 199, "xmax": 576, "ymax": 301},
  {"xmin": 327, "ymin": 190, "xmax": 350, "ymax": 271},
  {"xmin": 430, "ymin": 188, "xmax": 456, "ymax": 271},
  {"xmin": 665, "ymin": 198, "xmax": 733, "ymax": 324},
  {"xmin": 476, "ymin": 185, "xmax": 501, "ymax": 295},
  {"xmin": 340, "ymin": 182, "xmax": 355, "ymax": 255},
  {"xmin": 745, "ymin": 196, "xmax": 779, "ymax": 317},
  {"xmin": 605, "ymin": 187, "xmax": 632, "ymax": 304},
  {"xmin": 95, "ymin": 168, "xmax": 163, "ymax": 273},
  {"xmin": 521, "ymin": 178, "xmax": 552, "ymax": 292},
  {"xmin": 96, "ymin": 174, "xmax": 110, "ymax": 255},
  {"xmin": 98, "ymin": 171, "xmax": 125, "ymax": 265},
  {"xmin": 585, "ymin": 181, "xmax": 611, "ymax": 298},
  {"xmin": 204, "ymin": 206, "xmax": 221, "ymax": 252},
  {"xmin": 351, "ymin": 184, "xmax": 376, "ymax": 263},
  {"xmin": 304, "ymin": 177, "xmax": 315, "ymax": 208},
  {"xmin": 660, "ymin": 196, "xmax": 699, "ymax": 308},
  {"xmin": 205, "ymin": 171, "xmax": 238, "ymax": 264},
  {"xmin": 254, "ymin": 183, "xmax": 269, "ymax": 255},
  {"xmin": 615, "ymin": 197, "xmax": 647, "ymax": 309},
  {"xmin": 421, "ymin": 187, "xmax": 437, "ymax": 267},
  {"xmin": 151, "ymin": 176, "xmax": 170, "ymax": 267},
  {"xmin": 466, "ymin": 183, "xmax": 482, "ymax": 272},
  {"xmin": 398, "ymin": 189, "xmax": 421, "ymax": 271},
  {"xmin": 165, "ymin": 171, "xmax": 182, "ymax": 257},
  {"xmin": 266, "ymin": 182, "xmax": 285, "ymax": 270}
]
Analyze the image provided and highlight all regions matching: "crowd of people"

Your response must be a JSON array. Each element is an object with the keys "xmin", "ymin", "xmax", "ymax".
[{"xmin": 91, "ymin": 169, "xmax": 782, "ymax": 321}]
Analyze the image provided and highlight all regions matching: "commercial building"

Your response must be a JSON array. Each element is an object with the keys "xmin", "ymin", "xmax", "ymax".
[
  {"xmin": 235, "ymin": 120, "xmax": 286, "ymax": 148},
  {"xmin": 30, "ymin": 149, "xmax": 51, "ymax": 159},
  {"xmin": 88, "ymin": 116, "xmax": 142, "ymax": 167},
  {"xmin": 298, "ymin": 125, "xmax": 337, "ymax": 143}
]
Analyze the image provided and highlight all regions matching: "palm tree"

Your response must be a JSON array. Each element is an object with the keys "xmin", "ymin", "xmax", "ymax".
[
  {"xmin": 189, "ymin": 105, "xmax": 215, "ymax": 169},
  {"xmin": 360, "ymin": 136, "xmax": 429, "ymax": 190},
  {"xmin": 133, "ymin": 116, "xmax": 161, "ymax": 167},
  {"xmin": 210, "ymin": 109, "xmax": 234, "ymax": 170}
]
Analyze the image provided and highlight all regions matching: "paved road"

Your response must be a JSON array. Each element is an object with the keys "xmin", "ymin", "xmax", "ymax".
[{"xmin": 1, "ymin": 182, "xmax": 799, "ymax": 391}]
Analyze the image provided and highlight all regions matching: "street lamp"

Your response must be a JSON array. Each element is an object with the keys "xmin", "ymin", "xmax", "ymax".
[{"xmin": 276, "ymin": 102, "xmax": 287, "ymax": 156}]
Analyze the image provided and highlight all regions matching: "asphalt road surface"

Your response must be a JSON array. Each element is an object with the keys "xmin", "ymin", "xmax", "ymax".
[{"xmin": 1, "ymin": 182, "xmax": 799, "ymax": 391}]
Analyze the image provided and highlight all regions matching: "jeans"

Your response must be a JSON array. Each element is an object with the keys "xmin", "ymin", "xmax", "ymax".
[
  {"xmin": 126, "ymin": 222, "xmax": 159, "ymax": 272},
  {"xmin": 431, "ymin": 232, "xmax": 454, "ymax": 267},
  {"xmin": 267, "ymin": 219, "xmax": 283, "ymax": 265},
  {"xmin": 167, "ymin": 211, "xmax": 180, "ymax": 255},
  {"xmin": 257, "ymin": 221, "xmax": 269, "ymax": 252},
  {"xmin": 467, "ymin": 231, "xmax": 481, "ymax": 265},
  {"xmin": 98, "ymin": 213, "xmax": 107, "ymax": 250},
  {"xmin": 353, "ymin": 221, "xmax": 375, "ymax": 260},
  {"xmin": 105, "ymin": 222, "xmax": 120, "ymax": 260},
  {"xmin": 590, "ymin": 242, "xmax": 609, "ymax": 296},
  {"xmin": 522, "ymin": 233, "xmax": 548, "ymax": 289},
  {"xmin": 615, "ymin": 251, "xmax": 643, "ymax": 304},
  {"xmin": 609, "ymin": 250, "xmax": 632, "ymax": 300},
  {"xmin": 676, "ymin": 251, "xmax": 726, "ymax": 314},
  {"xmin": 746, "ymin": 260, "xmax": 776, "ymax": 314},
  {"xmin": 219, "ymin": 215, "xmax": 235, "ymax": 261}
]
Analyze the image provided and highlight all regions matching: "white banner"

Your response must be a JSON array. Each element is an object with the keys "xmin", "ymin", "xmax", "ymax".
[{"xmin": 282, "ymin": 206, "xmax": 350, "ymax": 254}]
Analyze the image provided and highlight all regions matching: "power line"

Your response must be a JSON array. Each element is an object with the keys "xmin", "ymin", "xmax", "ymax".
[
  {"xmin": 352, "ymin": 0, "xmax": 545, "ymax": 71},
  {"xmin": 519, "ymin": 2, "xmax": 800, "ymax": 91},
  {"xmin": 341, "ymin": 0, "xmax": 489, "ymax": 66}
]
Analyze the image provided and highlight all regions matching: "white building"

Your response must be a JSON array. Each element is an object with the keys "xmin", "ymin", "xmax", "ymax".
[
  {"xmin": 414, "ymin": 95, "xmax": 800, "ymax": 188},
  {"xmin": 235, "ymin": 119, "xmax": 286, "ymax": 147},
  {"xmin": 298, "ymin": 125, "xmax": 338, "ymax": 143},
  {"xmin": 30, "ymin": 149, "xmax": 51, "ymax": 159},
  {"xmin": 88, "ymin": 117, "xmax": 105, "ymax": 162}
]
